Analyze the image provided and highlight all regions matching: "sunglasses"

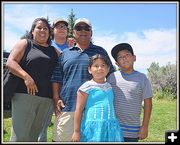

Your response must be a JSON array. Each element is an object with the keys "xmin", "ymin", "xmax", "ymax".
[{"xmin": 74, "ymin": 26, "xmax": 91, "ymax": 31}]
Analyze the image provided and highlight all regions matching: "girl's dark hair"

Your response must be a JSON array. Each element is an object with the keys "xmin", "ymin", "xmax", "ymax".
[
  {"xmin": 89, "ymin": 54, "xmax": 110, "ymax": 67},
  {"xmin": 26, "ymin": 17, "xmax": 51, "ymax": 45}
]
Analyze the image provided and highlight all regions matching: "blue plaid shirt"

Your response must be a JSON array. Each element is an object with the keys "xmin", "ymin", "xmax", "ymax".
[{"xmin": 51, "ymin": 43, "xmax": 115, "ymax": 111}]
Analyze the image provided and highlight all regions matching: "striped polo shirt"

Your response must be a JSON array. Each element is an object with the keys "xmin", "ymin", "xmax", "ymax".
[
  {"xmin": 107, "ymin": 70, "xmax": 152, "ymax": 138},
  {"xmin": 51, "ymin": 43, "xmax": 115, "ymax": 112}
]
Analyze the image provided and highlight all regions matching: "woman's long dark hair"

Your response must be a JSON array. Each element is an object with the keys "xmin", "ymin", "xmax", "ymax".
[{"xmin": 25, "ymin": 17, "xmax": 51, "ymax": 45}]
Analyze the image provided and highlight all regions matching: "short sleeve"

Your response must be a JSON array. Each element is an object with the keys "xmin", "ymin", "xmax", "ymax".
[
  {"xmin": 78, "ymin": 81, "xmax": 91, "ymax": 94},
  {"xmin": 143, "ymin": 75, "xmax": 153, "ymax": 99}
]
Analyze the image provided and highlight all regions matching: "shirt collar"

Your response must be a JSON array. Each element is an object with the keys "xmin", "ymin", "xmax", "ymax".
[{"xmin": 69, "ymin": 42, "xmax": 94, "ymax": 51}]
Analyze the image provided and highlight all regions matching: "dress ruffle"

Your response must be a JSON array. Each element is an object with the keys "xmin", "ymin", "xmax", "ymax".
[{"xmin": 80, "ymin": 119, "xmax": 124, "ymax": 142}]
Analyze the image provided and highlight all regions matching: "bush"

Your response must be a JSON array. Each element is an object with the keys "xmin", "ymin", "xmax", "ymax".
[
  {"xmin": 153, "ymin": 90, "xmax": 176, "ymax": 100},
  {"xmin": 147, "ymin": 62, "xmax": 177, "ymax": 98}
]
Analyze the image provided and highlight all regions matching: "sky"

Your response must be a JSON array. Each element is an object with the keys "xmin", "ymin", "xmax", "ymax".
[{"xmin": 2, "ymin": 2, "xmax": 178, "ymax": 74}]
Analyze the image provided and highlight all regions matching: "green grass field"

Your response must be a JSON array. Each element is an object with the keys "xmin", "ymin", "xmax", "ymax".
[
  {"xmin": 3, "ymin": 98, "xmax": 177, "ymax": 143},
  {"xmin": 140, "ymin": 99, "xmax": 177, "ymax": 142}
]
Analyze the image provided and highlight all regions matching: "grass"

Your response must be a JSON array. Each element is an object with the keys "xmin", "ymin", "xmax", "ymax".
[
  {"xmin": 3, "ymin": 98, "xmax": 177, "ymax": 142},
  {"xmin": 140, "ymin": 98, "xmax": 177, "ymax": 142}
]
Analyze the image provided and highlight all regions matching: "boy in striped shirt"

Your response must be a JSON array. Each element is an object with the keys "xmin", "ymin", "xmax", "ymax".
[{"xmin": 107, "ymin": 43, "xmax": 153, "ymax": 142}]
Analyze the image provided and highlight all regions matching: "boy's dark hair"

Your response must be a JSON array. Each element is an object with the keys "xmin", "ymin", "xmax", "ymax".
[
  {"xmin": 89, "ymin": 54, "xmax": 110, "ymax": 67},
  {"xmin": 111, "ymin": 43, "xmax": 134, "ymax": 61}
]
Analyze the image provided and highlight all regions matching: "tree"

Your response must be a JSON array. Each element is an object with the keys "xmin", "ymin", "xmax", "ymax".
[
  {"xmin": 67, "ymin": 9, "xmax": 76, "ymax": 38},
  {"xmin": 20, "ymin": 30, "xmax": 29, "ymax": 39},
  {"xmin": 46, "ymin": 16, "xmax": 50, "ymax": 24},
  {"xmin": 147, "ymin": 62, "xmax": 177, "ymax": 97},
  {"xmin": 160, "ymin": 63, "xmax": 177, "ymax": 95},
  {"xmin": 147, "ymin": 62, "xmax": 161, "ymax": 90}
]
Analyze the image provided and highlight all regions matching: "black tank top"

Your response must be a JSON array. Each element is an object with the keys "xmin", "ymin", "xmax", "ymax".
[{"xmin": 16, "ymin": 40, "xmax": 58, "ymax": 98}]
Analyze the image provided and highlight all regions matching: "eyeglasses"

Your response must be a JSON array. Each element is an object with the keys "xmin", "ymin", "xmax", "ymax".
[
  {"xmin": 74, "ymin": 26, "xmax": 91, "ymax": 31},
  {"xmin": 117, "ymin": 53, "xmax": 132, "ymax": 61},
  {"xmin": 55, "ymin": 25, "xmax": 67, "ymax": 30}
]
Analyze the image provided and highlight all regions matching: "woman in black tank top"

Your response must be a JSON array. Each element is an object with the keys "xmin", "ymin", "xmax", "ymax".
[{"xmin": 6, "ymin": 18, "xmax": 59, "ymax": 142}]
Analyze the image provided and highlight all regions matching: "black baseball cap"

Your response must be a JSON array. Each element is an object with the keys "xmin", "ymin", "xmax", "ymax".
[{"xmin": 111, "ymin": 43, "xmax": 134, "ymax": 61}]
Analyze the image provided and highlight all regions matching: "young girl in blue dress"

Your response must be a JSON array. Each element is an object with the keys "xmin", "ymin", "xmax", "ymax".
[{"xmin": 72, "ymin": 54, "xmax": 124, "ymax": 142}]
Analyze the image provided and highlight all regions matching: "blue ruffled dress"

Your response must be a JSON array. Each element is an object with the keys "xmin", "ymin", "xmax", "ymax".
[{"xmin": 79, "ymin": 80, "xmax": 124, "ymax": 142}]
